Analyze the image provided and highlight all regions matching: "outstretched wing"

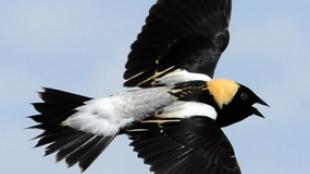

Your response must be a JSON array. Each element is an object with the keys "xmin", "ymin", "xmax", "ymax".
[
  {"xmin": 127, "ymin": 116, "xmax": 241, "ymax": 174},
  {"xmin": 124, "ymin": 0, "xmax": 232, "ymax": 87}
]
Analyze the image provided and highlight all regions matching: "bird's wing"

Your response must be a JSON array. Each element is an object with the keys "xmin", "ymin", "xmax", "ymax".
[
  {"xmin": 127, "ymin": 116, "xmax": 241, "ymax": 174},
  {"xmin": 124, "ymin": 0, "xmax": 232, "ymax": 87}
]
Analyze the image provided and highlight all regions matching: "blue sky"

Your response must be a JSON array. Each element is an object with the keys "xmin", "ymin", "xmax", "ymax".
[{"xmin": 1, "ymin": 0, "xmax": 309, "ymax": 174}]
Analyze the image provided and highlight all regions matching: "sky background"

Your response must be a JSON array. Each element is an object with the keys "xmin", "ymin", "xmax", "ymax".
[{"xmin": 1, "ymin": 0, "xmax": 309, "ymax": 174}]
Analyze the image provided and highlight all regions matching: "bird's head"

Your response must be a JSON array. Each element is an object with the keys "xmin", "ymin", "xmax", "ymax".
[{"xmin": 207, "ymin": 79, "xmax": 269, "ymax": 127}]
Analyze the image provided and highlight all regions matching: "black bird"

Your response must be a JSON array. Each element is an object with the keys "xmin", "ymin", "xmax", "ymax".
[{"xmin": 29, "ymin": 0, "xmax": 268, "ymax": 173}]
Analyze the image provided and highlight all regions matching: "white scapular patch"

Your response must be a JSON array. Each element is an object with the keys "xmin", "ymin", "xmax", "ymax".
[
  {"xmin": 157, "ymin": 69, "xmax": 211, "ymax": 85},
  {"xmin": 158, "ymin": 101, "xmax": 218, "ymax": 120},
  {"xmin": 61, "ymin": 87, "xmax": 176, "ymax": 136}
]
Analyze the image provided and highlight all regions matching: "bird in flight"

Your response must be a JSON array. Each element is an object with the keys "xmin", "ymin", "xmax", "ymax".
[{"xmin": 29, "ymin": 0, "xmax": 268, "ymax": 173}]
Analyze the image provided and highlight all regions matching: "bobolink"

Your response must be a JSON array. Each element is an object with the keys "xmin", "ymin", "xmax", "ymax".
[{"xmin": 29, "ymin": 0, "xmax": 268, "ymax": 173}]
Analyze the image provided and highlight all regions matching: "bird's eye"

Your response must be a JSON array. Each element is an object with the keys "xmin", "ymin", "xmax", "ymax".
[{"xmin": 240, "ymin": 92, "xmax": 248, "ymax": 101}]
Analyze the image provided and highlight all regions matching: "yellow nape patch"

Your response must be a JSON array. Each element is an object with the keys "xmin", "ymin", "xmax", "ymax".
[{"xmin": 207, "ymin": 79, "xmax": 240, "ymax": 109}]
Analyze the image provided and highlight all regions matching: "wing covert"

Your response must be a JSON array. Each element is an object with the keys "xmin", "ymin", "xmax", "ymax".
[
  {"xmin": 127, "ymin": 116, "xmax": 241, "ymax": 174},
  {"xmin": 124, "ymin": 0, "xmax": 232, "ymax": 87}
]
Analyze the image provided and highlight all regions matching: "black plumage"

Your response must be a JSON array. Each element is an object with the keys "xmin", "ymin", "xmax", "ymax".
[
  {"xmin": 124, "ymin": 0, "xmax": 232, "ymax": 87},
  {"xmin": 128, "ymin": 117, "xmax": 241, "ymax": 174},
  {"xmin": 29, "ymin": 88, "xmax": 116, "ymax": 171},
  {"xmin": 28, "ymin": 0, "xmax": 268, "ymax": 173}
]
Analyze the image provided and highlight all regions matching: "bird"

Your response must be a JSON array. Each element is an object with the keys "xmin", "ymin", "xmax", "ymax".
[{"xmin": 29, "ymin": 0, "xmax": 268, "ymax": 174}]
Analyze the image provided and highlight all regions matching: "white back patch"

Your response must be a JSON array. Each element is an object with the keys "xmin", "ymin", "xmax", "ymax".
[
  {"xmin": 158, "ymin": 101, "xmax": 218, "ymax": 120},
  {"xmin": 157, "ymin": 69, "xmax": 211, "ymax": 85},
  {"xmin": 61, "ymin": 87, "xmax": 176, "ymax": 136},
  {"xmin": 61, "ymin": 98, "xmax": 134, "ymax": 136}
]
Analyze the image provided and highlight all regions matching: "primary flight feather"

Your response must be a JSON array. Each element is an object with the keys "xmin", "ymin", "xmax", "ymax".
[
  {"xmin": 29, "ymin": 0, "xmax": 268, "ymax": 173},
  {"xmin": 124, "ymin": 0, "xmax": 231, "ymax": 87}
]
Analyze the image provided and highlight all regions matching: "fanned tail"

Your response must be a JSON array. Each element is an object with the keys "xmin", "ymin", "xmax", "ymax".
[{"xmin": 29, "ymin": 88, "xmax": 116, "ymax": 172}]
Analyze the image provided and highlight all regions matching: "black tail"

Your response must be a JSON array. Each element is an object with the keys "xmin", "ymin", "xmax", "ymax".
[{"xmin": 29, "ymin": 88, "xmax": 116, "ymax": 172}]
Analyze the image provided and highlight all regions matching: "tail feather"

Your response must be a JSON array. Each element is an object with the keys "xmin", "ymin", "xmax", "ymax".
[
  {"xmin": 29, "ymin": 88, "xmax": 116, "ymax": 171},
  {"xmin": 39, "ymin": 87, "xmax": 91, "ymax": 103},
  {"xmin": 45, "ymin": 129, "xmax": 84, "ymax": 156},
  {"xmin": 78, "ymin": 136, "xmax": 116, "ymax": 172}
]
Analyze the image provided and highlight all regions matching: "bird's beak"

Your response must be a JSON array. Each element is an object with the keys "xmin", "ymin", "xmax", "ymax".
[
  {"xmin": 251, "ymin": 107, "xmax": 265, "ymax": 118},
  {"xmin": 257, "ymin": 97, "xmax": 269, "ymax": 107}
]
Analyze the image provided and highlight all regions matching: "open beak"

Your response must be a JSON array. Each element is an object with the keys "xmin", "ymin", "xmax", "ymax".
[
  {"xmin": 251, "ymin": 107, "xmax": 265, "ymax": 118},
  {"xmin": 257, "ymin": 97, "xmax": 269, "ymax": 107}
]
